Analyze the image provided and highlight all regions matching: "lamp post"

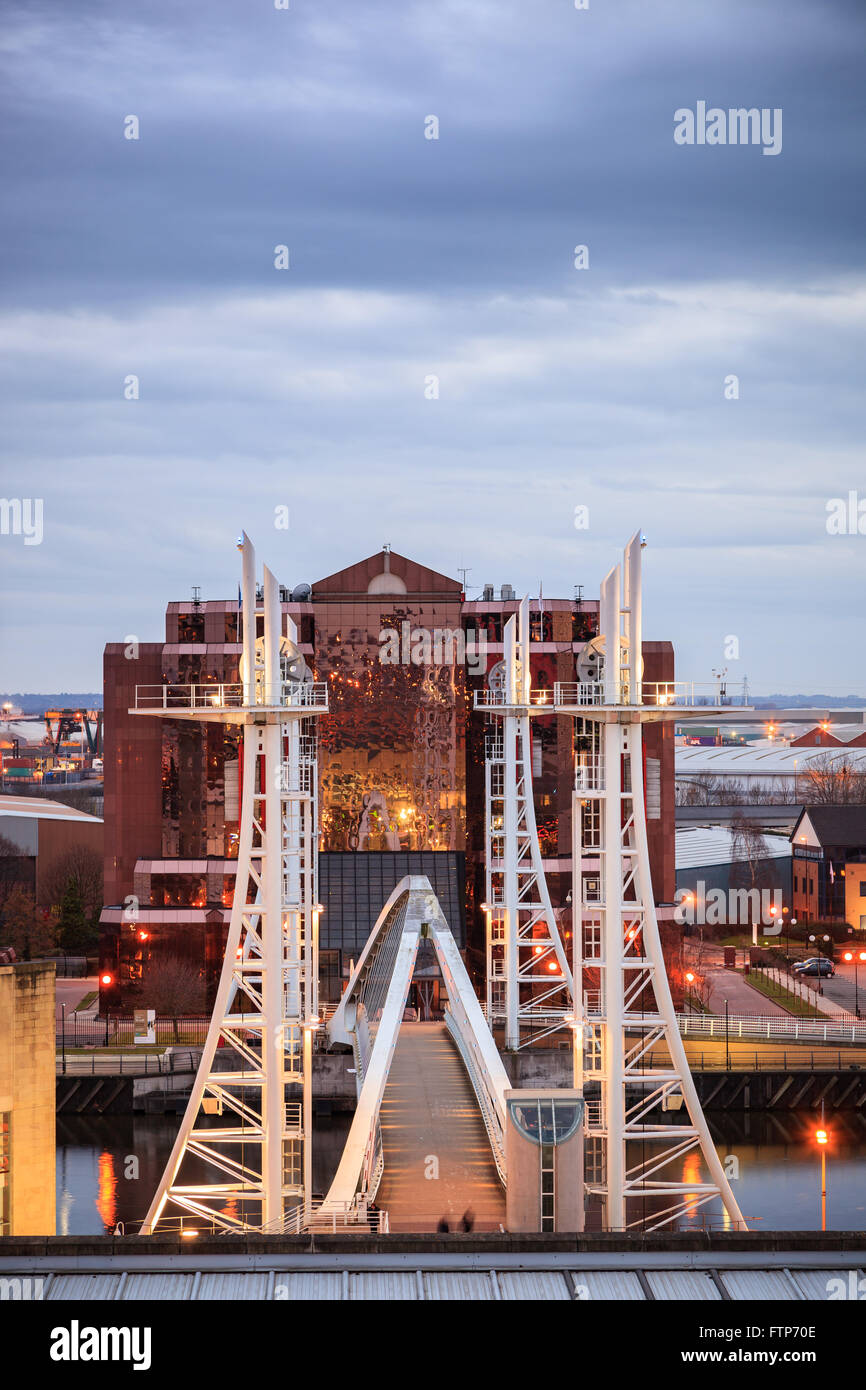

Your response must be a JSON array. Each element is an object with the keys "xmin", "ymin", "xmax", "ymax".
[
  {"xmin": 842, "ymin": 950, "xmax": 866, "ymax": 1019},
  {"xmin": 60, "ymin": 1001, "xmax": 66, "ymax": 1076},
  {"xmin": 725, "ymin": 997, "xmax": 730, "ymax": 1072}
]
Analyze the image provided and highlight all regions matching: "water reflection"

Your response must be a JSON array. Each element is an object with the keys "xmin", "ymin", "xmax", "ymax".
[
  {"xmin": 56, "ymin": 1110, "xmax": 866, "ymax": 1235},
  {"xmin": 56, "ymin": 1114, "xmax": 352, "ymax": 1235}
]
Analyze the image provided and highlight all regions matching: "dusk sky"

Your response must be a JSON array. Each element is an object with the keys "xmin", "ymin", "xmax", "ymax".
[{"xmin": 1, "ymin": 0, "xmax": 864, "ymax": 693}]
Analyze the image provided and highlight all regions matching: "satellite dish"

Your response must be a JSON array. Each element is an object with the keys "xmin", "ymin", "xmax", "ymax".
[
  {"xmin": 576, "ymin": 633, "xmax": 641, "ymax": 684},
  {"xmin": 487, "ymin": 660, "xmax": 506, "ymax": 691},
  {"xmin": 282, "ymin": 639, "xmax": 312, "ymax": 684},
  {"xmin": 239, "ymin": 635, "xmax": 311, "ymax": 685},
  {"xmin": 291, "ymin": 582, "xmax": 312, "ymax": 602}
]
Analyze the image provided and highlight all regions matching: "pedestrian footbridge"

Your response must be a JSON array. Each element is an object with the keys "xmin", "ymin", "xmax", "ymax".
[{"xmin": 320, "ymin": 877, "xmax": 510, "ymax": 1230}]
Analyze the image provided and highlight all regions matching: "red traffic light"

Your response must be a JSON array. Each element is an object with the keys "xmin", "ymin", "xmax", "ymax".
[{"xmin": 101, "ymin": 972, "xmax": 113, "ymax": 986}]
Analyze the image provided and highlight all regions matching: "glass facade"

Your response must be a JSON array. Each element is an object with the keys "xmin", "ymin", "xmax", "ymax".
[{"xmin": 316, "ymin": 599, "xmax": 465, "ymax": 855}]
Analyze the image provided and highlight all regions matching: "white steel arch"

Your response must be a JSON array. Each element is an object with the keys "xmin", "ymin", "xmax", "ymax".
[{"xmin": 324, "ymin": 876, "xmax": 511, "ymax": 1213}]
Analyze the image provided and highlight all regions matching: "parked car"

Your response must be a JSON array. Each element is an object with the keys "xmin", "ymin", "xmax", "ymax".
[{"xmin": 792, "ymin": 957, "xmax": 835, "ymax": 977}]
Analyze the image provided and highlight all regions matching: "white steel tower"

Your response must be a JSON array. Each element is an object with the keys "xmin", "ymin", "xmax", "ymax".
[
  {"xmin": 483, "ymin": 597, "xmax": 574, "ymax": 1050},
  {"xmin": 138, "ymin": 534, "xmax": 327, "ymax": 1234},
  {"xmin": 478, "ymin": 534, "xmax": 746, "ymax": 1232}
]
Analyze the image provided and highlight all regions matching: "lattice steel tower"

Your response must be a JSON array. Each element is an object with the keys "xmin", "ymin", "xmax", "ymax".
[
  {"xmin": 139, "ymin": 533, "xmax": 327, "ymax": 1233},
  {"xmin": 478, "ymin": 533, "xmax": 746, "ymax": 1232}
]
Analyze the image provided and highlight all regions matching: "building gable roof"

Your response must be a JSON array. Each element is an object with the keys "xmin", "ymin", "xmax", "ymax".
[
  {"xmin": 313, "ymin": 549, "xmax": 462, "ymax": 597},
  {"xmin": 791, "ymin": 804, "xmax": 866, "ymax": 849}
]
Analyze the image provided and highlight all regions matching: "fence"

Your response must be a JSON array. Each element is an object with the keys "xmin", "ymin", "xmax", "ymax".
[
  {"xmin": 677, "ymin": 1012, "xmax": 866, "ymax": 1046},
  {"xmin": 56, "ymin": 1049, "xmax": 200, "ymax": 1076},
  {"xmin": 57, "ymin": 1014, "xmax": 211, "ymax": 1048}
]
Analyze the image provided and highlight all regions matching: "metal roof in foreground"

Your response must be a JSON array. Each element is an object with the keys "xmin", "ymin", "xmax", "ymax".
[{"xmin": 2, "ymin": 1233, "xmax": 865, "ymax": 1301}]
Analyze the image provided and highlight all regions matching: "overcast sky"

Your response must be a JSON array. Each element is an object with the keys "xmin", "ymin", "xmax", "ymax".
[{"xmin": 1, "ymin": 0, "xmax": 864, "ymax": 693}]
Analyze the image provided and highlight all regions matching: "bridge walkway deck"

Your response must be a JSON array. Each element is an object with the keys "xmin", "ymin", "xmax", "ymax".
[{"xmin": 374, "ymin": 1022, "xmax": 506, "ymax": 1233}]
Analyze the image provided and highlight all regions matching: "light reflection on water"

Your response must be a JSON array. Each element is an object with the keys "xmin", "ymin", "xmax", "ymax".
[
  {"xmin": 56, "ymin": 1111, "xmax": 866, "ymax": 1235},
  {"xmin": 56, "ymin": 1114, "xmax": 352, "ymax": 1235}
]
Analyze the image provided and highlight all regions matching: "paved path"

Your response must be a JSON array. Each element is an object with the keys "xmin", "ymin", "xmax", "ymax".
[
  {"xmin": 55, "ymin": 974, "xmax": 99, "ymax": 1020},
  {"xmin": 375, "ymin": 1023, "xmax": 506, "ymax": 1234},
  {"xmin": 704, "ymin": 966, "xmax": 789, "ymax": 1017}
]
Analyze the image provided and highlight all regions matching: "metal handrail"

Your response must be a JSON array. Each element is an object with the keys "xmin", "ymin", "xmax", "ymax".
[
  {"xmin": 444, "ymin": 1009, "xmax": 507, "ymax": 1186},
  {"xmin": 474, "ymin": 680, "xmax": 749, "ymax": 711},
  {"xmin": 260, "ymin": 1199, "xmax": 390, "ymax": 1235},
  {"xmin": 677, "ymin": 1012, "xmax": 866, "ymax": 1044},
  {"xmin": 132, "ymin": 682, "xmax": 329, "ymax": 711}
]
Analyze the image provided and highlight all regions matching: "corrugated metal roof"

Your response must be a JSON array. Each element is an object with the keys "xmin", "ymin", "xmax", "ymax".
[
  {"xmin": 573, "ymin": 1271, "xmax": 646, "ymax": 1300},
  {"xmin": 790, "ymin": 1268, "xmax": 864, "ymax": 1300},
  {"xmin": 350, "ymin": 1272, "xmax": 419, "ymax": 1300},
  {"xmin": 721, "ymin": 1270, "xmax": 801, "ymax": 1301},
  {"xmin": 677, "ymin": 745, "xmax": 866, "ymax": 774},
  {"xmin": 272, "ymin": 1272, "xmax": 342, "ymax": 1300},
  {"xmin": 676, "ymin": 826, "xmax": 791, "ymax": 870},
  {"xmin": 11, "ymin": 1261, "xmax": 866, "ymax": 1301},
  {"xmin": 48, "ymin": 1273, "xmax": 123, "ymax": 1300},
  {"xmin": 197, "ymin": 1272, "xmax": 271, "ymax": 1300},
  {"xmin": 497, "ymin": 1271, "xmax": 572, "ymax": 1300},
  {"xmin": 122, "ymin": 1273, "xmax": 196, "ymax": 1300},
  {"xmin": 645, "ymin": 1271, "xmax": 721, "ymax": 1301},
  {"xmin": 423, "ymin": 1270, "xmax": 495, "ymax": 1300}
]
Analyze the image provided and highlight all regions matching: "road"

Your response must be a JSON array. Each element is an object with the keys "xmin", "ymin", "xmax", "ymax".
[{"xmin": 814, "ymin": 956, "xmax": 866, "ymax": 1016}]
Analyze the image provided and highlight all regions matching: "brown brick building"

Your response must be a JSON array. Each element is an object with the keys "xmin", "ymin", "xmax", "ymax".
[{"xmin": 99, "ymin": 548, "xmax": 675, "ymax": 1011}]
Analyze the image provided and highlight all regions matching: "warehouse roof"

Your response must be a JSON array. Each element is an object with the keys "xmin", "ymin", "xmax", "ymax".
[
  {"xmin": 0, "ymin": 795, "xmax": 102, "ymax": 824},
  {"xmin": 676, "ymin": 745, "xmax": 866, "ymax": 776},
  {"xmin": 676, "ymin": 826, "xmax": 791, "ymax": 871}
]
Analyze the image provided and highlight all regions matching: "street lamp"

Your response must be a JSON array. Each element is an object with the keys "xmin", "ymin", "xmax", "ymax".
[{"xmin": 842, "ymin": 950, "xmax": 866, "ymax": 1019}]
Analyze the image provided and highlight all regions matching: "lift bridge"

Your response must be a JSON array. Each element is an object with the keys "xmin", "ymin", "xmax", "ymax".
[{"xmin": 136, "ymin": 530, "xmax": 747, "ymax": 1237}]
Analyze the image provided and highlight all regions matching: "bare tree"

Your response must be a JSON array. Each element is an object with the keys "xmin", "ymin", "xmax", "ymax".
[
  {"xmin": 729, "ymin": 811, "xmax": 772, "ymax": 934},
  {"xmin": 140, "ymin": 955, "xmax": 204, "ymax": 1039},
  {"xmin": 41, "ymin": 844, "xmax": 103, "ymax": 918},
  {"xmin": 796, "ymin": 753, "xmax": 866, "ymax": 805},
  {"xmin": 0, "ymin": 831, "xmax": 27, "ymax": 911},
  {"xmin": 0, "ymin": 886, "xmax": 57, "ymax": 960}
]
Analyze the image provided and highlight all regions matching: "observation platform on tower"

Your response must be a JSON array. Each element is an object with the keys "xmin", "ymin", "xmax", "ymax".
[
  {"xmin": 474, "ymin": 680, "xmax": 753, "ymax": 717},
  {"xmin": 129, "ymin": 682, "xmax": 329, "ymax": 720}
]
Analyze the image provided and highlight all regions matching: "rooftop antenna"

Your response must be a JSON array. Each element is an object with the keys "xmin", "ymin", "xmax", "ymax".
[
  {"xmin": 191, "ymin": 585, "xmax": 202, "ymax": 611},
  {"xmin": 457, "ymin": 566, "xmax": 471, "ymax": 593}
]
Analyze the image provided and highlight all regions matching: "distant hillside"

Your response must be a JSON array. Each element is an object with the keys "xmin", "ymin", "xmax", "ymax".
[
  {"xmin": 0, "ymin": 693, "xmax": 103, "ymax": 714},
  {"xmin": 751, "ymin": 694, "xmax": 866, "ymax": 709}
]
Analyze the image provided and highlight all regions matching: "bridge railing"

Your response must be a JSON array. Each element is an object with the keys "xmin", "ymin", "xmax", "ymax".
[
  {"xmin": 677, "ymin": 1013, "xmax": 866, "ymax": 1045},
  {"xmin": 444, "ymin": 1010, "xmax": 507, "ymax": 1185},
  {"xmin": 259, "ymin": 1200, "xmax": 390, "ymax": 1235}
]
